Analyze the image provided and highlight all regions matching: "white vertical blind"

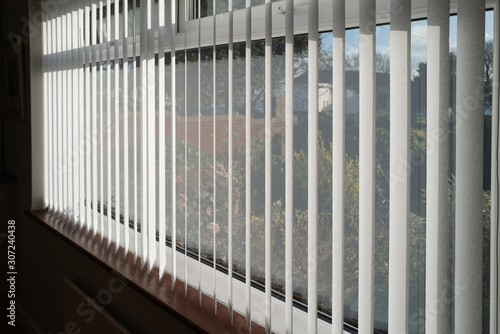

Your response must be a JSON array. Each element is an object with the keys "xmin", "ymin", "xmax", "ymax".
[
  {"xmin": 212, "ymin": 0, "xmax": 218, "ymax": 314},
  {"xmin": 426, "ymin": 0, "xmax": 450, "ymax": 333},
  {"xmin": 228, "ymin": 0, "xmax": 235, "ymax": 323},
  {"xmin": 62, "ymin": 11, "xmax": 68, "ymax": 220},
  {"xmin": 132, "ymin": 0, "xmax": 139, "ymax": 263},
  {"xmin": 91, "ymin": 0, "xmax": 98, "ymax": 234},
  {"xmin": 50, "ymin": 11, "xmax": 55, "ymax": 214},
  {"xmin": 56, "ymin": 14, "xmax": 62, "ymax": 215},
  {"xmin": 197, "ymin": 0, "xmax": 203, "ymax": 305},
  {"xmin": 123, "ymin": 0, "xmax": 130, "ymax": 255},
  {"xmin": 140, "ymin": 0, "xmax": 149, "ymax": 265},
  {"xmin": 52, "ymin": 9, "xmax": 57, "ymax": 214},
  {"xmin": 74, "ymin": 2, "xmax": 79, "ymax": 223},
  {"xmin": 158, "ymin": 0, "xmax": 166, "ymax": 278},
  {"xmin": 40, "ymin": 1, "xmax": 497, "ymax": 333},
  {"xmin": 78, "ymin": 3, "xmax": 85, "ymax": 227},
  {"xmin": 122, "ymin": 0, "xmax": 131, "ymax": 254},
  {"xmin": 264, "ymin": 0, "xmax": 272, "ymax": 332},
  {"xmin": 455, "ymin": 0, "xmax": 485, "ymax": 332},
  {"xmin": 331, "ymin": 1, "xmax": 345, "ymax": 333},
  {"xmin": 106, "ymin": 0, "xmax": 112, "ymax": 246},
  {"xmin": 99, "ymin": 0, "xmax": 105, "ymax": 242},
  {"xmin": 308, "ymin": 0, "xmax": 319, "ymax": 333},
  {"xmin": 245, "ymin": 0, "xmax": 252, "ymax": 330},
  {"xmin": 358, "ymin": 0, "xmax": 375, "ymax": 331},
  {"xmin": 184, "ymin": 14, "xmax": 188, "ymax": 296},
  {"xmin": 70, "ymin": 1, "xmax": 77, "ymax": 224},
  {"xmin": 66, "ymin": 7, "xmax": 74, "ymax": 226},
  {"xmin": 45, "ymin": 14, "xmax": 52, "ymax": 212},
  {"xmin": 146, "ymin": 0, "xmax": 156, "ymax": 272},
  {"xmin": 115, "ymin": 0, "xmax": 122, "ymax": 253},
  {"xmin": 388, "ymin": 0, "xmax": 411, "ymax": 333},
  {"xmin": 84, "ymin": 4, "xmax": 91, "ymax": 228},
  {"xmin": 42, "ymin": 11, "xmax": 48, "ymax": 210},
  {"xmin": 170, "ymin": 0, "xmax": 177, "ymax": 288},
  {"xmin": 68, "ymin": 8, "xmax": 75, "ymax": 223}
]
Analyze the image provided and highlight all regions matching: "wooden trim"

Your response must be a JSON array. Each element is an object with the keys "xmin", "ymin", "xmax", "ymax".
[{"xmin": 26, "ymin": 209, "xmax": 265, "ymax": 334}]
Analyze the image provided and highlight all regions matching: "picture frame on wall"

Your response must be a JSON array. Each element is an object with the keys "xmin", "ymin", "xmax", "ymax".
[{"xmin": 1, "ymin": 35, "xmax": 25, "ymax": 119}]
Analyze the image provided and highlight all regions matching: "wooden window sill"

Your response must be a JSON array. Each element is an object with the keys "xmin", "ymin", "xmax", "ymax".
[{"xmin": 27, "ymin": 209, "xmax": 265, "ymax": 334}]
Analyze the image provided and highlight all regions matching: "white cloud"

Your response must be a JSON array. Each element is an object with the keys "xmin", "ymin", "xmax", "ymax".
[
  {"xmin": 377, "ymin": 46, "xmax": 390, "ymax": 56},
  {"xmin": 411, "ymin": 24, "xmax": 428, "ymax": 47},
  {"xmin": 411, "ymin": 68, "xmax": 420, "ymax": 80}
]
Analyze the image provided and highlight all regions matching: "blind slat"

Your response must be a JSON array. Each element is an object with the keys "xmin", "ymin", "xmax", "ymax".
[
  {"xmin": 388, "ymin": 1, "xmax": 411, "ymax": 332},
  {"xmin": 264, "ymin": 0, "xmax": 272, "ymax": 332},
  {"xmin": 245, "ymin": 0, "xmax": 252, "ymax": 329},
  {"xmin": 140, "ymin": 0, "xmax": 148, "ymax": 266},
  {"xmin": 62, "ymin": 13, "xmax": 68, "ymax": 218},
  {"xmin": 56, "ymin": 12, "xmax": 61, "ymax": 214},
  {"xmin": 115, "ymin": 0, "xmax": 122, "ymax": 254},
  {"xmin": 146, "ymin": 0, "xmax": 157, "ymax": 272},
  {"xmin": 212, "ymin": 0, "xmax": 218, "ymax": 313},
  {"xmin": 158, "ymin": 0, "xmax": 166, "ymax": 278},
  {"xmin": 66, "ymin": 7, "xmax": 74, "ymax": 225},
  {"xmin": 43, "ymin": 14, "xmax": 48, "ymax": 210},
  {"xmin": 132, "ymin": 0, "xmax": 139, "ymax": 263},
  {"xmin": 78, "ymin": 5, "xmax": 85, "ymax": 226},
  {"xmin": 56, "ymin": 15, "xmax": 62, "ymax": 215},
  {"xmin": 106, "ymin": 0, "xmax": 113, "ymax": 247},
  {"xmin": 46, "ymin": 17, "xmax": 52, "ymax": 211},
  {"xmin": 71, "ymin": 3, "xmax": 77, "ymax": 224},
  {"xmin": 426, "ymin": 1, "xmax": 450, "ymax": 333},
  {"xmin": 91, "ymin": 0, "xmax": 98, "ymax": 234},
  {"xmin": 358, "ymin": 0, "xmax": 374, "ymax": 332},
  {"xmin": 123, "ymin": 0, "xmax": 130, "ymax": 256},
  {"xmin": 50, "ymin": 16, "xmax": 55, "ymax": 213},
  {"xmin": 184, "ymin": 14, "xmax": 188, "ymax": 294},
  {"xmin": 455, "ymin": 0, "xmax": 485, "ymax": 332},
  {"xmin": 74, "ymin": 3, "xmax": 80, "ymax": 225},
  {"xmin": 197, "ymin": 0, "xmax": 203, "ymax": 305},
  {"xmin": 84, "ymin": 7, "xmax": 91, "ymax": 226},
  {"xmin": 99, "ymin": 0, "xmax": 105, "ymax": 242},
  {"xmin": 308, "ymin": 0, "xmax": 319, "ymax": 333},
  {"xmin": 170, "ymin": 0, "xmax": 177, "ymax": 288},
  {"xmin": 228, "ymin": 0, "xmax": 234, "ymax": 322}
]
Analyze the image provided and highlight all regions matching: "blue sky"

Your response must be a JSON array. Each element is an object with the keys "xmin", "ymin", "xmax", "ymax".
[{"xmin": 321, "ymin": 10, "xmax": 494, "ymax": 76}]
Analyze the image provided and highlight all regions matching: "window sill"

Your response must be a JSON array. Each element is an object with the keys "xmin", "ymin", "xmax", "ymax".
[{"xmin": 26, "ymin": 209, "xmax": 265, "ymax": 334}]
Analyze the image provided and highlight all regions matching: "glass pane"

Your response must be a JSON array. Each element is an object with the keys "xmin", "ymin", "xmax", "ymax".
[
  {"xmin": 482, "ymin": 10, "xmax": 494, "ymax": 333},
  {"xmin": 164, "ymin": 52, "xmax": 172, "ymax": 244},
  {"xmin": 215, "ymin": 45, "xmax": 229, "ymax": 266},
  {"xmin": 374, "ymin": 24, "xmax": 390, "ymax": 332},
  {"xmin": 292, "ymin": 34, "xmax": 309, "ymax": 305},
  {"xmin": 185, "ymin": 49, "xmax": 200, "ymax": 254},
  {"xmin": 408, "ymin": 19, "xmax": 427, "ymax": 334},
  {"xmin": 232, "ymin": 42, "xmax": 247, "ymax": 273},
  {"xmin": 199, "ymin": 46, "xmax": 214, "ymax": 258},
  {"xmin": 176, "ymin": 50, "xmax": 187, "ymax": 247}
]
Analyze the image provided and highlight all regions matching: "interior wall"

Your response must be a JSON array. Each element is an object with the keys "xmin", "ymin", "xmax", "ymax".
[
  {"xmin": 0, "ymin": 4, "xmax": 33, "ymax": 333},
  {"xmin": 0, "ymin": 1, "xmax": 194, "ymax": 333}
]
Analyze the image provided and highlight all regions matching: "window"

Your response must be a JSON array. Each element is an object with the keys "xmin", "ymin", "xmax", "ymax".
[{"xmin": 38, "ymin": 0, "xmax": 499, "ymax": 333}]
